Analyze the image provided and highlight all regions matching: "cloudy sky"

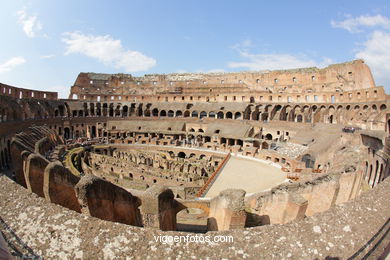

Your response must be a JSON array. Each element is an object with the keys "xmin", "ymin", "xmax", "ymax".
[{"xmin": 1, "ymin": 0, "xmax": 390, "ymax": 98}]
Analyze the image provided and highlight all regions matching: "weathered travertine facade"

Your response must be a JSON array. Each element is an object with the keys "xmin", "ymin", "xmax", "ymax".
[{"xmin": 0, "ymin": 59, "xmax": 389, "ymax": 258}]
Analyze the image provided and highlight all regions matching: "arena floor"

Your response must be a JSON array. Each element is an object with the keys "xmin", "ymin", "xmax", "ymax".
[{"xmin": 204, "ymin": 155, "xmax": 287, "ymax": 198}]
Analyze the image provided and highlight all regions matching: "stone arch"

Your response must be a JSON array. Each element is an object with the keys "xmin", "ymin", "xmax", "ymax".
[
  {"xmin": 217, "ymin": 111, "xmax": 224, "ymax": 119},
  {"xmin": 234, "ymin": 112, "xmax": 242, "ymax": 120},
  {"xmin": 226, "ymin": 112, "xmax": 233, "ymax": 119},
  {"xmin": 200, "ymin": 111, "xmax": 207, "ymax": 119},
  {"xmin": 122, "ymin": 105, "xmax": 129, "ymax": 117},
  {"xmin": 302, "ymin": 154, "xmax": 315, "ymax": 168},
  {"xmin": 152, "ymin": 108, "xmax": 159, "ymax": 117},
  {"xmin": 270, "ymin": 105, "xmax": 282, "ymax": 120},
  {"xmin": 191, "ymin": 111, "xmax": 199, "ymax": 117},
  {"xmin": 168, "ymin": 110, "xmax": 174, "ymax": 117},
  {"xmin": 144, "ymin": 109, "xmax": 151, "ymax": 117},
  {"xmin": 178, "ymin": 152, "xmax": 186, "ymax": 158}
]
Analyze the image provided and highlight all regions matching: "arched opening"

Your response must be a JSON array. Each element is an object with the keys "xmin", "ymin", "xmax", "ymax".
[
  {"xmin": 91, "ymin": 126, "xmax": 97, "ymax": 138},
  {"xmin": 64, "ymin": 127, "xmax": 71, "ymax": 139},
  {"xmin": 122, "ymin": 106, "xmax": 129, "ymax": 117},
  {"xmin": 217, "ymin": 111, "xmax": 224, "ymax": 119},
  {"xmin": 380, "ymin": 163, "xmax": 384, "ymax": 181},
  {"xmin": 200, "ymin": 111, "xmax": 207, "ymax": 119},
  {"xmin": 226, "ymin": 112, "xmax": 233, "ymax": 119},
  {"xmin": 144, "ymin": 110, "xmax": 151, "ymax": 117},
  {"xmin": 89, "ymin": 103, "xmax": 95, "ymax": 116},
  {"xmin": 168, "ymin": 110, "xmax": 174, "ymax": 117},
  {"xmin": 296, "ymin": 115, "xmax": 303, "ymax": 122},
  {"xmin": 373, "ymin": 160, "xmax": 379, "ymax": 187},
  {"xmin": 160, "ymin": 110, "xmax": 167, "ymax": 117},
  {"xmin": 388, "ymin": 119, "xmax": 390, "ymax": 134},
  {"xmin": 96, "ymin": 104, "xmax": 102, "ymax": 116},
  {"xmin": 250, "ymin": 96, "xmax": 255, "ymax": 103},
  {"xmin": 265, "ymin": 134, "xmax": 272, "ymax": 140},
  {"xmin": 364, "ymin": 161, "xmax": 369, "ymax": 179},
  {"xmin": 109, "ymin": 105, "xmax": 114, "ymax": 117},
  {"xmin": 152, "ymin": 108, "xmax": 159, "ymax": 117},
  {"xmin": 178, "ymin": 152, "xmax": 186, "ymax": 158},
  {"xmin": 191, "ymin": 111, "xmax": 198, "ymax": 118},
  {"xmin": 184, "ymin": 110, "xmax": 190, "ymax": 117},
  {"xmin": 302, "ymin": 154, "xmax": 315, "ymax": 168},
  {"xmin": 234, "ymin": 112, "xmax": 242, "ymax": 119},
  {"xmin": 176, "ymin": 110, "xmax": 183, "ymax": 117}
]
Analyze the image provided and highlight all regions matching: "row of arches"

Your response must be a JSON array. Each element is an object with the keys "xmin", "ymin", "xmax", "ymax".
[
  {"xmin": 64, "ymin": 101, "xmax": 388, "ymax": 130},
  {"xmin": 0, "ymin": 97, "xmax": 388, "ymax": 130},
  {"xmin": 364, "ymin": 160, "xmax": 386, "ymax": 188}
]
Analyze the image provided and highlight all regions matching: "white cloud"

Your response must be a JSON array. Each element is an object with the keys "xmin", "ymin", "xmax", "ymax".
[
  {"xmin": 228, "ymin": 51, "xmax": 332, "ymax": 71},
  {"xmin": 17, "ymin": 8, "xmax": 42, "ymax": 38},
  {"xmin": 62, "ymin": 32, "xmax": 156, "ymax": 72},
  {"xmin": 331, "ymin": 14, "xmax": 390, "ymax": 33},
  {"xmin": 0, "ymin": 57, "xmax": 26, "ymax": 73},
  {"xmin": 331, "ymin": 14, "xmax": 390, "ymax": 88},
  {"xmin": 355, "ymin": 31, "xmax": 390, "ymax": 87},
  {"xmin": 40, "ymin": 54, "xmax": 55, "ymax": 59}
]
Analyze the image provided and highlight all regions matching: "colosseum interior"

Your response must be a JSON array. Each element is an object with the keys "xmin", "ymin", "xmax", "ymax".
[{"xmin": 0, "ymin": 59, "xmax": 389, "ymax": 259}]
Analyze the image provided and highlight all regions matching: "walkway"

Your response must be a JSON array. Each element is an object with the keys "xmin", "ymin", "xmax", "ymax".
[{"xmin": 204, "ymin": 155, "xmax": 287, "ymax": 197}]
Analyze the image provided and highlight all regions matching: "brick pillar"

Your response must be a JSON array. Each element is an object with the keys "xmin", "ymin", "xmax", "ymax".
[
  {"xmin": 140, "ymin": 186, "xmax": 177, "ymax": 231},
  {"xmin": 207, "ymin": 189, "xmax": 246, "ymax": 231}
]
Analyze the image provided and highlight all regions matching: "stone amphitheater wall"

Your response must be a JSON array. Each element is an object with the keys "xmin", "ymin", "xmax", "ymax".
[
  {"xmin": 70, "ymin": 60, "xmax": 378, "ymax": 101},
  {"xmin": 7, "ymin": 126, "xmax": 378, "ymax": 232},
  {"xmin": 0, "ymin": 60, "xmax": 389, "ymax": 240}
]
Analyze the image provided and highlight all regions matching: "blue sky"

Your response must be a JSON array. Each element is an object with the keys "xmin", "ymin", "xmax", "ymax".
[{"xmin": 1, "ymin": 0, "xmax": 390, "ymax": 98}]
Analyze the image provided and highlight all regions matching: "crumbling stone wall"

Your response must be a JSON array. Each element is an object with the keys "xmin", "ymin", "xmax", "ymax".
[
  {"xmin": 75, "ymin": 174, "xmax": 143, "ymax": 226},
  {"xmin": 245, "ymin": 170, "xmax": 365, "ymax": 225},
  {"xmin": 43, "ymin": 161, "xmax": 81, "ymax": 213}
]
